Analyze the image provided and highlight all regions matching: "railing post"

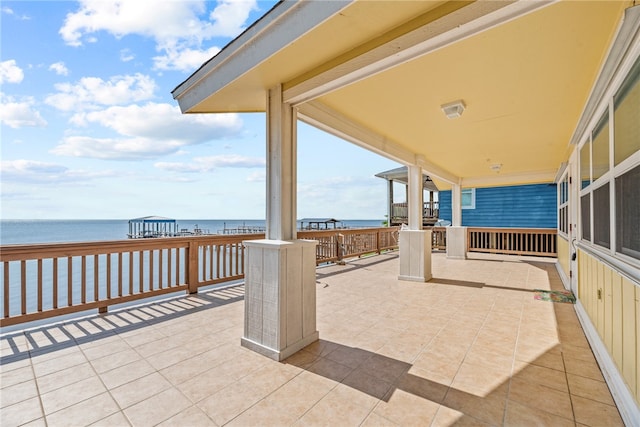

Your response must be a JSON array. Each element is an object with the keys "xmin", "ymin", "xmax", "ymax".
[
  {"xmin": 187, "ymin": 241, "xmax": 199, "ymax": 294},
  {"xmin": 337, "ymin": 234, "xmax": 345, "ymax": 265}
]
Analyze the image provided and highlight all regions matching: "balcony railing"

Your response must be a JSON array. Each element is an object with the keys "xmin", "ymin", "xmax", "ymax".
[
  {"xmin": 0, "ymin": 227, "xmax": 399, "ymax": 327},
  {"xmin": 467, "ymin": 227, "xmax": 557, "ymax": 257}
]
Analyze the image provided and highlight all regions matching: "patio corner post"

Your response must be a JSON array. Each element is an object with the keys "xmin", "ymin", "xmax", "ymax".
[
  {"xmin": 241, "ymin": 85, "xmax": 319, "ymax": 361},
  {"xmin": 447, "ymin": 183, "xmax": 467, "ymax": 259},
  {"xmin": 399, "ymin": 164, "xmax": 432, "ymax": 282}
]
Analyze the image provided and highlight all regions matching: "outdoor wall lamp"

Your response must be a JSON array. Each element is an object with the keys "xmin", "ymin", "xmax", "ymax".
[{"xmin": 441, "ymin": 100, "xmax": 466, "ymax": 119}]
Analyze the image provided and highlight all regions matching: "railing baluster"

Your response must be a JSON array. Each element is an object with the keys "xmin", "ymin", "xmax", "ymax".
[
  {"xmin": 129, "ymin": 251, "xmax": 134, "ymax": 296},
  {"xmin": 106, "ymin": 254, "xmax": 111, "ymax": 299},
  {"xmin": 139, "ymin": 251, "xmax": 144, "ymax": 293},
  {"xmin": 4, "ymin": 261, "xmax": 9, "ymax": 318},
  {"xmin": 21, "ymin": 260, "xmax": 26, "ymax": 315},
  {"xmin": 37, "ymin": 259, "xmax": 43, "ymax": 312},
  {"xmin": 81, "ymin": 256, "xmax": 87, "ymax": 304},
  {"xmin": 159, "ymin": 249, "xmax": 163, "ymax": 290},
  {"xmin": 149, "ymin": 250, "xmax": 154, "ymax": 291},
  {"xmin": 175, "ymin": 248, "xmax": 180, "ymax": 285},
  {"xmin": 94, "ymin": 254, "xmax": 99, "ymax": 302},
  {"xmin": 118, "ymin": 252, "xmax": 123, "ymax": 297},
  {"xmin": 167, "ymin": 249, "xmax": 172, "ymax": 287},
  {"xmin": 53, "ymin": 258, "xmax": 58, "ymax": 309},
  {"xmin": 67, "ymin": 257, "xmax": 73, "ymax": 307}
]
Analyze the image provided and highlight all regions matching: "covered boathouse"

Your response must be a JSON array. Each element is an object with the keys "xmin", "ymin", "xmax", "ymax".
[
  {"xmin": 172, "ymin": 1, "xmax": 640, "ymax": 424},
  {"xmin": 127, "ymin": 216, "xmax": 178, "ymax": 239}
]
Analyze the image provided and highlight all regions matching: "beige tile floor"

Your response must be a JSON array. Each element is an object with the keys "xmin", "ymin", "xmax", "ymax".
[{"xmin": 0, "ymin": 252, "xmax": 624, "ymax": 426}]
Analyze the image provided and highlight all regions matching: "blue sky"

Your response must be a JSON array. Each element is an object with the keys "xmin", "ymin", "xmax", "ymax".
[{"xmin": 1, "ymin": 0, "xmax": 400, "ymax": 220}]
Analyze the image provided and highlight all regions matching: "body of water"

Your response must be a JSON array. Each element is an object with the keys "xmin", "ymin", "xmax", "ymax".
[{"xmin": 0, "ymin": 218, "xmax": 385, "ymax": 245}]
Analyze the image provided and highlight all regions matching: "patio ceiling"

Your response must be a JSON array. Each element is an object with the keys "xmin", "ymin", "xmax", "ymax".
[{"xmin": 173, "ymin": 0, "xmax": 630, "ymax": 190}]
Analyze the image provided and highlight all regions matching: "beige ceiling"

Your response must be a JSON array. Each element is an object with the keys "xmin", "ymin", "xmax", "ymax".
[{"xmin": 174, "ymin": 0, "xmax": 630, "ymax": 189}]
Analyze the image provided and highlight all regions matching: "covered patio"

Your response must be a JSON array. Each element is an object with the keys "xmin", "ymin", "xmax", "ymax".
[{"xmin": 1, "ymin": 253, "xmax": 623, "ymax": 426}]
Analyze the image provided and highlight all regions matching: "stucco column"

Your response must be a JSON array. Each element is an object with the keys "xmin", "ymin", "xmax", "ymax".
[
  {"xmin": 447, "ymin": 183, "xmax": 467, "ymax": 259},
  {"xmin": 399, "ymin": 164, "xmax": 432, "ymax": 282},
  {"xmin": 241, "ymin": 85, "xmax": 318, "ymax": 361}
]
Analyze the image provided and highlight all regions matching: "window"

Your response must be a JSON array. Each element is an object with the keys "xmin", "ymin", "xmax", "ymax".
[
  {"xmin": 616, "ymin": 165, "xmax": 640, "ymax": 259},
  {"xmin": 592, "ymin": 183, "xmax": 610, "ymax": 248},
  {"xmin": 581, "ymin": 194, "xmax": 590, "ymax": 241},
  {"xmin": 461, "ymin": 188, "xmax": 475, "ymax": 209},
  {"xmin": 558, "ymin": 174, "xmax": 569, "ymax": 236},
  {"xmin": 614, "ymin": 57, "xmax": 640, "ymax": 166},
  {"xmin": 592, "ymin": 112, "xmax": 609, "ymax": 181},
  {"xmin": 580, "ymin": 142, "xmax": 591, "ymax": 189},
  {"xmin": 579, "ymin": 55, "xmax": 640, "ymax": 261}
]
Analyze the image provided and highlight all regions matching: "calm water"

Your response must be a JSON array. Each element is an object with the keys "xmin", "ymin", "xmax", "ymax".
[{"xmin": 0, "ymin": 219, "xmax": 385, "ymax": 245}]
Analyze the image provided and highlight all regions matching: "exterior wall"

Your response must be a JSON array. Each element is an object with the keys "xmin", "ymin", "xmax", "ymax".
[
  {"xmin": 578, "ymin": 249, "xmax": 639, "ymax": 407},
  {"xmin": 439, "ymin": 183, "xmax": 557, "ymax": 228},
  {"xmin": 557, "ymin": 236, "xmax": 570, "ymax": 280}
]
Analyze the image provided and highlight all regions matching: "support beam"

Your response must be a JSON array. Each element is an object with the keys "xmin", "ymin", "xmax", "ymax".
[
  {"xmin": 266, "ymin": 86, "xmax": 297, "ymax": 241},
  {"xmin": 407, "ymin": 164, "xmax": 424, "ymax": 230},
  {"xmin": 447, "ymin": 183, "xmax": 467, "ymax": 259}
]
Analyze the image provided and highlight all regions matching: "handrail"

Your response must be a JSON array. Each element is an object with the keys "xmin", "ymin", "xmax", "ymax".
[
  {"xmin": 0, "ymin": 227, "xmax": 399, "ymax": 326},
  {"xmin": 466, "ymin": 227, "xmax": 557, "ymax": 257}
]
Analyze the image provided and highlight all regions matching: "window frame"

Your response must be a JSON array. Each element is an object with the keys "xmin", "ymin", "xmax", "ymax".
[{"xmin": 461, "ymin": 188, "xmax": 476, "ymax": 210}]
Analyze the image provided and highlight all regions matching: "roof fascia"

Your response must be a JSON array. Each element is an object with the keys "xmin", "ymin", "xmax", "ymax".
[
  {"xmin": 172, "ymin": 0, "xmax": 352, "ymax": 113},
  {"xmin": 297, "ymin": 101, "xmax": 460, "ymax": 185},
  {"xmin": 283, "ymin": 0, "xmax": 556, "ymax": 106}
]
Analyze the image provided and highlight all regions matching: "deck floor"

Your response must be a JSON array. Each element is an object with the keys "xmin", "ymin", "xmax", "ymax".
[{"xmin": 1, "ymin": 252, "xmax": 624, "ymax": 426}]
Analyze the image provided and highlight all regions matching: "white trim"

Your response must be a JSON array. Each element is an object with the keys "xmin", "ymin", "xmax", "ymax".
[
  {"xmin": 284, "ymin": 1, "xmax": 555, "ymax": 105},
  {"xmin": 574, "ymin": 300, "xmax": 640, "ymax": 427},
  {"xmin": 297, "ymin": 100, "xmax": 460, "ymax": 184},
  {"xmin": 173, "ymin": 1, "xmax": 352, "ymax": 112},
  {"xmin": 461, "ymin": 188, "xmax": 475, "ymax": 210},
  {"xmin": 460, "ymin": 169, "xmax": 557, "ymax": 187}
]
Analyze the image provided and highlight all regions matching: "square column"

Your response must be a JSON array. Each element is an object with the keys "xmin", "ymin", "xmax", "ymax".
[
  {"xmin": 446, "ymin": 226, "xmax": 467, "ymax": 259},
  {"xmin": 242, "ymin": 239, "xmax": 319, "ymax": 361}
]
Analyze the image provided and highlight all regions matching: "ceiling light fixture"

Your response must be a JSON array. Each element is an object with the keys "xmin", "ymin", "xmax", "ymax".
[{"xmin": 441, "ymin": 100, "xmax": 466, "ymax": 119}]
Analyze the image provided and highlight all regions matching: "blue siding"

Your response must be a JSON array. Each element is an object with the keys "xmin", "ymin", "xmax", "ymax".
[{"xmin": 439, "ymin": 183, "xmax": 557, "ymax": 228}]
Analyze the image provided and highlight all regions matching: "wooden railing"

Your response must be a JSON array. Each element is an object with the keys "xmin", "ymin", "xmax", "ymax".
[
  {"xmin": 0, "ymin": 227, "xmax": 399, "ymax": 327},
  {"xmin": 431, "ymin": 227, "xmax": 447, "ymax": 250},
  {"xmin": 298, "ymin": 227, "xmax": 399, "ymax": 264},
  {"xmin": 466, "ymin": 227, "xmax": 557, "ymax": 257}
]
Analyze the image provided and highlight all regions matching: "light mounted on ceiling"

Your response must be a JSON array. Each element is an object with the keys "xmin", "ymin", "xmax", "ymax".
[{"xmin": 441, "ymin": 100, "xmax": 466, "ymax": 119}]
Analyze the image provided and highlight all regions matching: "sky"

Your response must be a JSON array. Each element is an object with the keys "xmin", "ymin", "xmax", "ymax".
[{"xmin": 0, "ymin": 0, "xmax": 401, "ymax": 220}]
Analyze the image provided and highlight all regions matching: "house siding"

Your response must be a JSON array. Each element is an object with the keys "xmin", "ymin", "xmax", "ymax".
[{"xmin": 439, "ymin": 183, "xmax": 557, "ymax": 228}]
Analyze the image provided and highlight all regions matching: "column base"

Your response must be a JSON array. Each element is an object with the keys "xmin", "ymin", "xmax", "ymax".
[
  {"xmin": 241, "ymin": 331, "xmax": 319, "ymax": 361},
  {"xmin": 398, "ymin": 230, "xmax": 432, "ymax": 282},
  {"xmin": 446, "ymin": 226, "xmax": 467, "ymax": 259},
  {"xmin": 242, "ymin": 239, "xmax": 319, "ymax": 361}
]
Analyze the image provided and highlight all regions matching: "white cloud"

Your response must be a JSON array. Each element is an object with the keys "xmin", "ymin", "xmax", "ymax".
[
  {"xmin": 0, "ymin": 60, "xmax": 24, "ymax": 84},
  {"xmin": 2, "ymin": 6, "xmax": 14, "ymax": 15},
  {"xmin": 155, "ymin": 154, "xmax": 265, "ymax": 173},
  {"xmin": 52, "ymin": 102, "xmax": 243, "ymax": 160},
  {"xmin": 49, "ymin": 62, "xmax": 69, "ymax": 76},
  {"xmin": 246, "ymin": 170, "xmax": 265, "ymax": 182},
  {"xmin": 45, "ymin": 73, "xmax": 156, "ymax": 111},
  {"xmin": 153, "ymin": 45, "xmax": 220, "ymax": 72},
  {"xmin": 0, "ymin": 159, "xmax": 116, "ymax": 183},
  {"xmin": 0, "ymin": 94, "xmax": 47, "ymax": 128},
  {"xmin": 120, "ymin": 48, "xmax": 135, "ymax": 62},
  {"xmin": 59, "ymin": 0, "xmax": 257, "ymax": 71}
]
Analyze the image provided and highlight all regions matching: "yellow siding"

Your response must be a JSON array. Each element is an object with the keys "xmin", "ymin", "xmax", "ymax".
[
  {"xmin": 577, "ymin": 249, "xmax": 639, "ymax": 406},
  {"xmin": 622, "ymin": 277, "xmax": 637, "ymax": 399},
  {"xmin": 557, "ymin": 237, "xmax": 570, "ymax": 278}
]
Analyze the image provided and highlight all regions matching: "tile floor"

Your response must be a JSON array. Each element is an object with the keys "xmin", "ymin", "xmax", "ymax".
[{"xmin": 0, "ymin": 252, "xmax": 625, "ymax": 426}]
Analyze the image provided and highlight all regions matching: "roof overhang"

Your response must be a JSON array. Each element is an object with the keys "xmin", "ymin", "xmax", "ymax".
[{"xmin": 173, "ymin": 0, "xmax": 631, "ymax": 190}]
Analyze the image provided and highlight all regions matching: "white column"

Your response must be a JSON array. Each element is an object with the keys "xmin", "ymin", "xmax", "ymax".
[
  {"xmin": 241, "ymin": 85, "xmax": 319, "ymax": 361},
  {"xmin": 266, "ymin": 85, "xmax": 296, "ymax": 241},
  {"xmin": 399, "ymin": 164, "xmax": 432, "ymax": 282},
  {"xmin": 407, "ymin": 165, "xmax": 423, "ymax": 230},
  {"xmin": 447, "ymin": 183, "xmax": 467, "ymax": 259}
]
